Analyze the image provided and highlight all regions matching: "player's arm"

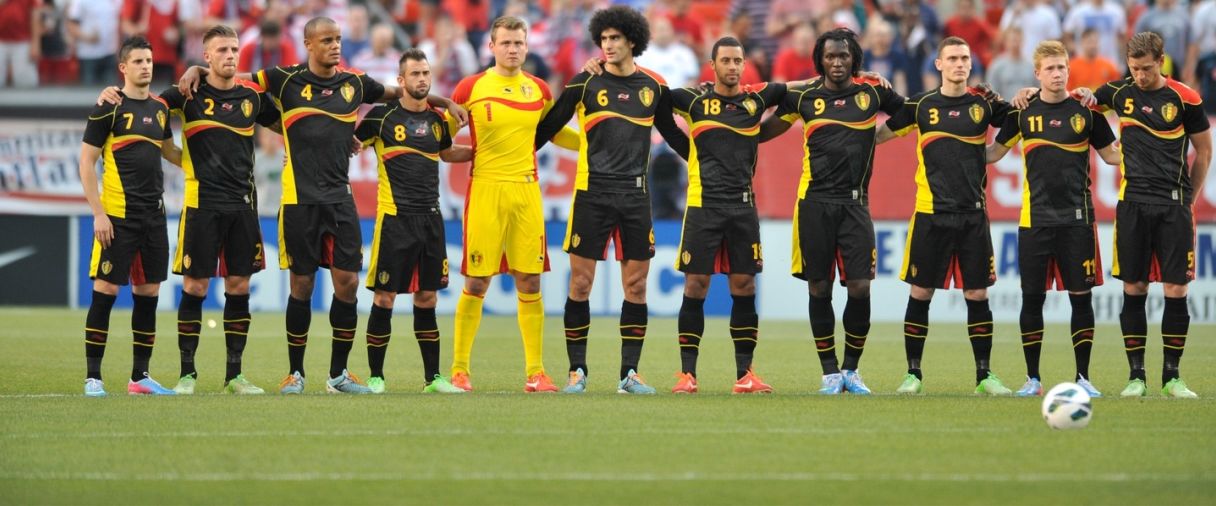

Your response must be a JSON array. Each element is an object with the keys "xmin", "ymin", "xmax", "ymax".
[
  {"xmin": 178, "ymin": 65, "xmax": 254, "ymax": 99},
  {"xmin": 440, "ymin": 144, "xmax": 473, "ymax": 162},
  {"xmin": 654, "ymin": 86, "xmax": 689, "ymax": 160},
  {"xmin": 1088, "ymin": 110, "xmax": 1121, "ymax": 165},
  {"xmin": 78, "ymin": 143, "xmax": 112, "ymax": 247},
  {"xmin": 760, "ymin": 86, "xmax": 803, "ymax": 142},
  {"xmin": 877, "ymin": 97, "xmax": 918, "ymax": 144},
  {"xmin": 1190, "ymin": 131, "xmax": 1212, "ymax": 197},
  {"xmin": 1095, "ymin": 143, "xmax": 1121, "ymax": 165},
  {"xmin": 754, "ymin": 83, "xmax": 790, "ymax": 145},
  {"xmin": 535, "ymin": 76, "xmax": 583, "ymax": 150},
  {"xmin": 161, "ymin": 136, "xmax": 182, "ymax": 166}
]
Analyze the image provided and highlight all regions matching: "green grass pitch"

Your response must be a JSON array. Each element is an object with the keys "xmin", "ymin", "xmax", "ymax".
[{"xmin": 0, "ymin": 307, "xmax": 1213, "ymax": 504}]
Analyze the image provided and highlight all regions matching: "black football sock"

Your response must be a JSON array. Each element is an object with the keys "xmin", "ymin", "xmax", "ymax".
[
  {"xmin": 177, "ymin": 291, "xmax": 204, "ymax": 379},
  {"xmin": 730, "ymin": 294, "xmax": 758, "ymax": 380},
  {"xmin": 619, "ymin": 300, "xmax": 647, "ymax": 379},
  {"xmin": 1019, "ymin": 293, "xmax": 1046, "ymax": 380},
  {"xmin": 414, "ymin": 305, "xmax": 440, "ymax": 384},
  {"xmin": 967, "ymin": 298, "xmax": 994, "ymax": 384},
  {"xmin": 841, "ymin": 295, "xmax": 870, "ymax": 371},
  {"xmin": 904, "ymin": 296, "xmax": 930, "ymax": 379},
  {"xmin": 1161, "ymin": 296, "xmax": 1189, "ymax": 384},
  {"xmin": 1068, "ymin": 292, "xmax": 1094, "ymax": 381},
  {"xmin": 285, "ymin": 295, "xmax": 311, "ymax": 376},
  {"xmin": 1120, "ymin": 293, "xmax": 1148, "ymax": 381},
  {"xmin": 563, "ymin": 297, "xmax": 590, "ymax": 375},
  {"xmin": 223, "ymin": 293, "xmax": 251, "ymax": 382},
  {"xmin": 366, "ymin": 303, "xmax": 392, "ymax": 379},
  {"xmin": 85, "ymin": 291, "xmax": 117, "ymax": 380},
  {"xmin": 808, "ymin": 294, "xmax": 838, "ymax": 374},
  {"xmin": 328, "ymin": 296, "xmax": 357, "ymax": 379},
  {"xmin": 131, "ymin": 294, "xmax": 158, "ymax": 382},
  {"xmin": 678, "ymin": 295, "xmax": 705, "ymax": 376}
]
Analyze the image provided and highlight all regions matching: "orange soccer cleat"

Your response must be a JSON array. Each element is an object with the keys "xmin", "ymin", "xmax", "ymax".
[
  {"xmin": 524, "ymin": 372, "xmax": 558, "ymax": 393},
  {"xmin": 671, "ymin": 372, "xmax": 699, "ymax": 394},
  {"xmin": 732, "ymin": 368, "xmax": 773, "ymax": 394},
  {"xmin": 451, "ymin": 371, "xmax": 473, "ymax": 392}
]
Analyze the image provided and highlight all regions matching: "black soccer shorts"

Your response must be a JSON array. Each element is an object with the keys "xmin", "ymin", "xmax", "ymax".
[
  {"xmin": 900, "ymin": 211, "xmax": 995, "ymax": 290},
  {"xmin": 563, "ymin": 190, "xmax": 655, "ymax": 261},
  {"xmin": 173, "ymin": 207, "xmax": 265, "ymax": 278},
  {"xmin": 676, "ymin": 206, "xmax": 763, "ymax": 275}
]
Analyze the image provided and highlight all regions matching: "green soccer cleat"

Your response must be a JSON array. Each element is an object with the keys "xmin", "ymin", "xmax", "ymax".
[
  {"xmin": 896, "ymin": 373, "xmax": 923, "ymax": 394},
  {"xmin": 975, "ymin": 372, "xmax": 1012, "ymax": 396},
  {"xmin": 1120, "ymin": 378, "xmax": 1147, "ymax": 397},
  {"xmin": 1162, "ymin": 378, "xmax": 1198, "ymax": 398},
  {"xmin": 423, "ymin": 375, "xmax": 467, "ymax": 393},
  {"xmin": 367, "ymin": 376, "xmax": 386, "ymax": 394},
  {"xmin": 173, "ymin": 373, "xmax": 197, "ymax": 395},
  {"xmin": 224, "ymin": 375, "xmax": 265, "ymax": 395}
]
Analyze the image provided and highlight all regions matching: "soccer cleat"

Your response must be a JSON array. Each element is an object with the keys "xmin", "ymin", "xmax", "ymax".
[
  {"xmin": 84, "ymin": 378, "xmax": 106, "ymax": 397},
  {"xmin": 224, "ymin": 374, "xmax": 265, "ymax": 395},
  {"xmin": 326, "ymin": 369, "xmax": 373, "ymax": 394},
  {"xmin": 975, "ymin": 372, "xmax": 1013, "ymax": 396},
  {"xmin": 617, "ymin": 369, "xmax": 656, "ymax": 394},
  {"xmin": 367, "ymin": 376, "xmax": 386, "ymax": 394},
  {"xmin": 562, "ymin": 368, "xmax": 587, "ymax": 394},
  {"xmin": 423, "ymin": 375, "xmax": 466, "ymax": 393},
  {"xmin": 1015, "ymin": 377, "xmax": 1043, "ymax": 397},
  {"xmin": 842, "ymin": 370, "xmax": 872, "ymax": 395},
  {"xmin": 1120, "ymin": 378, "xmax": 1147, "ymax": 397},
  {"xmin": 896, "ymin": 373, "xmax": 923, "ymax": 394},
  {"xmin": 451, "ymin": 371, "xmax": 473, "ymax": 392},
  {"xmin": 732, "ymin": 368, "xmax": 773, "ymax": 394},
  {"xmin": 173, "ymin": 373, "xmax": 196, "ymax": 395},
  {"xmin": 524, "ymin": 372, "xmax": 559, "ymax": 393},
  {"xmin": 1162, "ymin": 378, "xmax": 1198, "ymax": 398},
  {"xmin": 128, "ymin": 374, "xmax": 176, "ymax": 395},
  {"xmin": 819, "ymin": 373, "xmax": 844, "ymax": 395},
  {"xmin": 672, "ymin": 372, "xmax": 698, "ymax": 394},
  {"xmin": 279, "ymin": 371, "xmax": 305, "ymax": 394},
  {"xmin": 1076, "ymin": 376, "xmax": 1102, "ymax": 397}
]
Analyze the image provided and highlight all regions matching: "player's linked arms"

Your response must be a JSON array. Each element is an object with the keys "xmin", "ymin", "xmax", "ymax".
[{"xmin": 1010, "ymin": 87, "xmax": 1097, "ymax": 109}]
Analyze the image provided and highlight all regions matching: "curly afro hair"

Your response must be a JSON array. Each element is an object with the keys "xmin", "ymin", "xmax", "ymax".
[
  {"xmin": 588, "ymin": 6, "xmax": 650, "ymax": 57},
  {"xmin": 812, "ymin": 28, "xmax": 864, "ymax": 78}
]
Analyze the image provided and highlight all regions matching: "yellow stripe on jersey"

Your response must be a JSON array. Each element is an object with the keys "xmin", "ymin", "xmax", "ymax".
[
  {"xmin": 917, "ymin": 130, "xmax": 986, "ymax": 148},
  {"xmin": 1022, "ymin": 138, "xmax": 1089, "ymax": 154},
  {"xmin": 1118, "ymin": 117, "xmax": 1185, "ymax": 140},
  {"xmin": 100, "ymin": 134, "xmax": 161, "ymax": 218},
  {"xmin": 281, "ymin": 107, "xmax": 358, "ymax": 128},
  {"xmin": 1020, "ymin": 155, "xmax": 1032, "ymax": 227},
  {"xmin": 381, "ymin": 145, "xmax": 441, "ymax": 162},
  {"xmin": 689, "ymin": 120, "xmax": 760, "ymax": 138},
  {"xmin": 582, "ymin": 110, "xmax": 655, "ymax": 129},
  {"xmin": 183, "ymin": 119, "xmax": 255, "ymax": 138}
]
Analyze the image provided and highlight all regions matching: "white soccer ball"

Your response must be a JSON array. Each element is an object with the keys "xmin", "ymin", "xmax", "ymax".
[{"xmin": 1041, "ymin": 382, "xmax": 1093, "ymax": 430}]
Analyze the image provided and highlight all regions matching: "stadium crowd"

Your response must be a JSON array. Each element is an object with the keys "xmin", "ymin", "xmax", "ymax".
[{"xmin": 2, "ymin": 0, "xmax": 1216, "ymax": 111}]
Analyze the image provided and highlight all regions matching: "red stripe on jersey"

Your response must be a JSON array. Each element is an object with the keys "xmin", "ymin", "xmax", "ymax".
[
  {"xmin": 465, "ymin": 96, "xmax": 545, "ymax": 111},
  {"xmin": 1165, "ymin": 78, "xmax": 1202, "ymax": 106},
  {"xmin": 636, "ymin": 65, "xmax": 667, "ymax": 86},
  {"xmin": 237, "ymin": 78, "xmax": 264, "ymax": 93}
]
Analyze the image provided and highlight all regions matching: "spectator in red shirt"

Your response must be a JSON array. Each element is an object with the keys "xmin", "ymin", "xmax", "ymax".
[
  {"xmin": 943, "ymin": 0, "xmax": 995, "ymax": 67},
  {"xmin": 237, "ymin": 18, "xmax": 296, "ymax": 73},
  {"xmin": 208, "ymin": 0, "xmax": 261, "ymax": 33},
  {"xmin": 122, "ymin": 0, "xmax": 188, "ymax": 87},
  {"xmin": 0, "ymin": 0, "xmax": 42, "ymax": 87},
  {"xmin": 662, "ymin": 0, "xmax": 704, "ymax": 50},
  {"xmin": 771, "ymin": 23, "xmax": 818, "ymax": 82}
]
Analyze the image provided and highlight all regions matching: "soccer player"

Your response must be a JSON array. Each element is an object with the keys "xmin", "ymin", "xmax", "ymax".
[
  {"xmin": 875, "ymin": 36, "xmax": 1015, "ymax": 395},
  {"xmin": 533, "ymin": 6, "xmax": 690, "ymax": 394},
  {"xmin": 446, "ymin": 16, "xmax": 579, "ymax": 392},
  {"xmin": 79, "ymin": 36, "xmax": 181, "ymax": 396},
  {"xmin": 668, "ymin": 37, "xmax": 788, "ymax": 394},
  {"xmin": 1058, "ymin": 33, "xmax": 1209, "ymax": 397},
  {"xmin": 758, "ymin": 28, "xmax": 905, "ymax": 395},
  {"xmin": 987, "ymin": 41, "xmax": 1122, "ymax": 397},
  {"xmin": 354, "ymin": 48, "xmax": 471, "ymax": 394},
  {"xmin": 177, "ymin": 17, "xmax": 466, "ymax": 394}
]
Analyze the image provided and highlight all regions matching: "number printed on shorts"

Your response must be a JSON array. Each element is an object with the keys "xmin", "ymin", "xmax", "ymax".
[
  {"xmin": 751, "ymin": 243, "xmax": 763, "ymax": 260},
  {"xmin": 442, "ymin": 259, "xmax": 449, "ymax": 275},
  {"xmin": 1082, "ymin": 258, "xmax": 1095, "ymax": 276}
]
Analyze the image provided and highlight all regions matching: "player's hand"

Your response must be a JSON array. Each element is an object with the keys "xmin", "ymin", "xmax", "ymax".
[
  {"xmin": 349, "ymin": 136, "xmax": 363, "ymax": 156},
  {"xmin": 972, "ymin": 82, "xmax": 1001, "ymax": 102},
  {"xmin": 1070, "ymin": 87, "xmax": 1096, "ymax": 107},
  {"xmin": 582, "ymin": 57, "xmax": 605, "ymax": 76},
  {"xmin": 96, "ymin": 86, "xmax": 122, "ymax": 106},
  {"xmin": 1011, "ymin": 87, "xmax": 1039, "ymax": 109},
  {"xmin": 697, "ymin": 81, "xmax": 713, "ymax": 93},
  {"xmin": 448, "ymin": 103, "xmax": 468, "ymax": 127},
  {"xmin": 859, "ymin": 71, "xmax": 892, "ymax": 88},
  {"xmin": 93, "ymin": 214, "xmax": 114, "ymax": 248},
  {"xmin": 178, "ymin": 66, "xmax": 202, "ymax": 99}
]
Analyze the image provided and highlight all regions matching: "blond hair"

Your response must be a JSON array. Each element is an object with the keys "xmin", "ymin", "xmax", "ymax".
[
  {"xmin": 489, "ymin": 16, "xmax": 528, "ymax": 42},
  {"xmin": 1033, "ymin": 40, "xmax": 1068, "ymax": 70}
]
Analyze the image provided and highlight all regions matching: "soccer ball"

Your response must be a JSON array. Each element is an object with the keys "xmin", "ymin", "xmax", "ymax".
[{"xmin": 1041, "ymin": 382, "xmax": 1093, "ymax": 430}]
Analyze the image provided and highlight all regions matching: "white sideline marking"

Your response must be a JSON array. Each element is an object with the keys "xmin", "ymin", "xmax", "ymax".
[{"xmin": 0, "ymin": 471, "xmax": 1210, "ymax": 482}]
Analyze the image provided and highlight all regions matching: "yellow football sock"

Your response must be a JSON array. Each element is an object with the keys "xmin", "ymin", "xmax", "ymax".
[
  {"xmin": 451, "ymin": 290, "xmax": 484, "ymax": 375},
  {"xmin": 517, "ymin": 290, "xmax": 545, "ymax": 376}
]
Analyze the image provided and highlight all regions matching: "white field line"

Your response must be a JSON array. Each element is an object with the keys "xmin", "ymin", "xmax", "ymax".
[{"xmin": 0, "ymin": 470, "xmax": 1211, "ymax": 482}]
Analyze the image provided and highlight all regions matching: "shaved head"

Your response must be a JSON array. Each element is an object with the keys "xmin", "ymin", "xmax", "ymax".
[{"xmin": 303, "ymin": 17, "xmax": 338, "ymax": 39}]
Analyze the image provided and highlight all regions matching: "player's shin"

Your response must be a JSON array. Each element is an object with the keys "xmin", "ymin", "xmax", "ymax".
[
  {"xmin": 1120, "ymin": 293, "xmax": 1148, "ymax": 381},
  {"xmin": 1068, "ymin": 292, "xmax": 1095, "ymax": 381},
  {"xmin": 809, "ymin": 294, "xmax": 838, "ymax": 374},
  {"xmin": 177, "ymin": 291, "xmax": 205, "ymax": 379},
  {"xmin": 730, "ymin": 295, "xmax": 759, "ymax": 380},
  {"xmin": 285, "ymin": 295, "xmax": 311, "ymax": 376},
  {"xmin": 903, "ymin": 297, "xmax": 930, "ymax": 378},
  {"xmin": 966, "ymin": 298, "xmax": 994, "ymax": 384},
  {"xmin": 223, "ymin": 293, "xmax": 251, "ymax": 382},
  {"xmin": 518, "ymin": 291, "xmax": 545, "ymax": 376},
  {"xmin": 619, "ymin": 300, "xmax": 647, "ymax": 379},
  {"xmin": 131, "ymin": 294, "xmax": 158, "ymax": 382},
  {"xmin": 677, "ymin": 296, "xmax": 705, "ymax": 376},
  {"xmin": 85, "ymin": 291, "xmax": 117, "ymax": 380},
  {"xmin": 1019, "ymin": 293, "xmax": 1046, "ymax": 380},
  {"xmin": 841, "ymin": 295, "xmax": 870, "ymax": 370},
  {"xmin": 366, "ymin": 303, "xmax": 392, "ymax": 379},
  {"xmin": 328, "ymin": 296, "xmax": 358, "ymax": 378},
  {"xmin": 451, "ymin": 290, "xmax": 484, "ymax": 375},
  {"xmin": 413, "ymin": 305, "xmax": 440, "ymax": 383},
  {"xmin": 564, "ymin": 297, "xmax": 590, "ymax": 375},
  {"xmin": 1161, "ymin": 296, "xmax": 1189, "ymax": 384}
]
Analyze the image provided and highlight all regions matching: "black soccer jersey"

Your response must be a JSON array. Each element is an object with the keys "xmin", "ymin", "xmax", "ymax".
[
  {"xmin": 161, "ymin": 80, "xmax": 278, "ymax": 211},
  {"xmin": 1093, "ymin": 77, "xmax": 1210, "ymax": 206},
  {"xmin": 82, "ymin": 93, "xmax": 172, "ymax": 218},
  {"xmin": 885, "ymin": 87, "xmax": 1012, "ymax": 214},
  {"xmin": 671, "ymin": 82, "xmax": 787, "ymax": 208},
  {"xmin": 994, "ymin": 96, "xmax": 1116, "ymax": 227},
  {"xmin": 535, "ymin": 68, "xmax": 688, "ymax": 193},
  {"xmin": 255, "ymin": 64, "xmax": 386, "ymax": 204},
  {"xmin": 355, "ymin": 103, "xmax": 457, "ymax": 214},
  {"xmin": 775, "ymin": 76, "xmax": 904, "ymax": 205}
]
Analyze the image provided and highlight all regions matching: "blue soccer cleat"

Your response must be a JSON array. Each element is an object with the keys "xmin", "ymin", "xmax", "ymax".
[
  {"xmin": 84, "ymin": 378, "xmax": 106, "ymax": 397},
  {"xmin": 819, "ymin": 372, "xmax": 844, "ymax": 395},
  {"xmin": 127, "ymin": 374, "xmax": 176, "ymax": 395},
  {"xmin": 562, "ymin": 368, "xmax": 587, "ymax": 394},
  {"xmin": 1015, "ymin": 377, "xmax": 1043, "ymax": 397},
  {"xmin": 326, "ymin": 369, "xmax": 372, "ymax": 394},
  {"xmin": 617, "ymin": 369, "xmax": 656, "ymax": 394},
  {"xmin": 842, "ymin": 370, "xmax": 872, "ymax": 395},
  {"xmin": 279, "ymin": 371, "xmax": 305, "ymax": 394}
]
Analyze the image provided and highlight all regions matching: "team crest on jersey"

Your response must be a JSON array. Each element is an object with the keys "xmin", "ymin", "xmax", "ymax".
[
  {"xmin": 156, "ymin": 110, "xmax": 166, "ymax": 128},
  {"xmin": 639, "ymin": 87, "xmax": 654, "ymax": 107},
  {"xmin": 101, "ymin": 260, "xmax": 112, "ymax": 275},
  {"xmin": 572, "ymin": 234, "xmax": 581, "ymax": 248},
  {"xmin": 1070, "ymin": 113, "xmax": 1085, "ymax": 134},
  {"xmin": 968, "ymin": 103, "xmax": 983, "ymax": 124},
  {"xmin": 681, "ymin": 250, "xmax": 692, "ymax": 265},
  {"xmin": 854, "ymin": 92, "xmax": 870, "ymax": 111},
  {"xmin": 1161, "ymin": 103, "xmax": 1177, "ymax": 123},
  {"xmin": 378, "ymin": 271, "xmax": 389, "ymax": 284},
  {"xmin": 241, "ymin": 99, "xmax": 253, "ymax": 118},
  {"xmin": 341, "ymin": 82, "xmax": 354, "ymax": 103},
  {"xmin": 432, "ymin": 122, "xmax": 442, "ymax": 141},
  {"xmin": 183, "ymin": 255, "xmax": 192, "ymax": 269},
  {"xmin": 742, "ymin": 98, "xmax": 758, "ymax": 116},
  {"xmin": 521, "ymin": 84, "xmax": 533, "ymax": 99}
]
